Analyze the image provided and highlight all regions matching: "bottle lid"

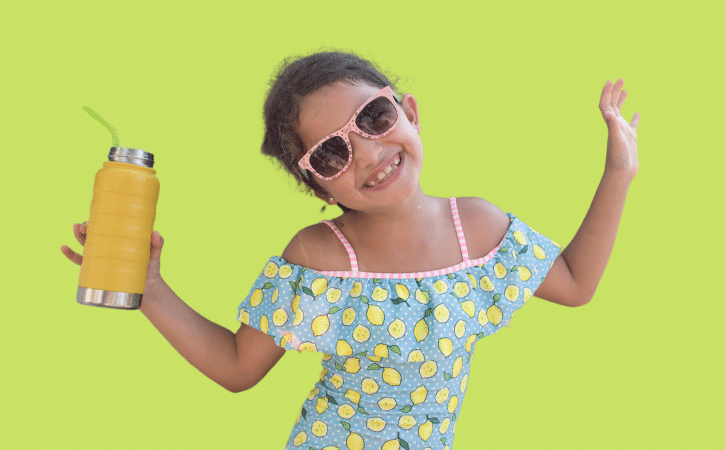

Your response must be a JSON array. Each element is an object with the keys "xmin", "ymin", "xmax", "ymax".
[{"xmin": 108, "ymin": 147, "xmax": 155, "ymax": 168}]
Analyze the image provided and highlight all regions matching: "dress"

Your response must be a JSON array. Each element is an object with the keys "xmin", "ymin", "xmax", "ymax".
[{"xmin": 236, "ymin": 198, "xmax": 562, "ymax": 450}]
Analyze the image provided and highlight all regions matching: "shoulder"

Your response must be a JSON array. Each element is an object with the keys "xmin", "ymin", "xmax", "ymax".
[
  {"xmin": 454, "ymin": 197, "xmax": 510, "ymax": 231},
  {"xmin": 454, "ymin": 197, "xmax": 511, "ymax": 257},
  {"xmin": 281, "ymin": 220, "xmax": 352, "ymax": 271}
]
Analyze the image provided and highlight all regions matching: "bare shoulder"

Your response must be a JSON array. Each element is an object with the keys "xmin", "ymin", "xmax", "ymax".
[
  {"xmin": 281, "ymin": 221, "xmax": 352, "ymax": 271},
  {"xmin": 454, "ymin": 197, "xmax": 511, "ymax": 258}
]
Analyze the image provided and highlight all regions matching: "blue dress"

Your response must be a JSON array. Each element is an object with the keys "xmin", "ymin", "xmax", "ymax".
[{"xmin": 237, "ymin": 198, "xmax": 562, "ymax": 450}]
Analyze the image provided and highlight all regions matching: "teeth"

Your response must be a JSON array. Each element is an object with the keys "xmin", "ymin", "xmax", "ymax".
[{"xmin": 366, "ymin": 154, "xmax": 401, "ymax": 187}]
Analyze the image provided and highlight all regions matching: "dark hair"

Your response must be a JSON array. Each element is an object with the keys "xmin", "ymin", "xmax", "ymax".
[{"xmin": 261, "ymin": 50, "xmax": 401, "ymax": 213}]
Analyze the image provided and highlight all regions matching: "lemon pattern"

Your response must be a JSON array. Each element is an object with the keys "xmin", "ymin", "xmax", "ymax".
[{"xmin": 237, "ymin": 202, "xmax": 561, "ymax": 450}]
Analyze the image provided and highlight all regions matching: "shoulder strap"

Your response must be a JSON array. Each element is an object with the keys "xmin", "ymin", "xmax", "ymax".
[
  {"xmin": 449, "ymin": 197, "xmax": 470, "ymax": 262},
  {"xmin": 320, "ymin": 220, "xmax": 359, "ymax": 272}
]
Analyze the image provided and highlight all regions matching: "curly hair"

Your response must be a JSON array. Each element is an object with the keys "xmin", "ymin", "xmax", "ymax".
[{"xmin": 261, "ymin": 50, "xmax": 401, "ymax": 213}]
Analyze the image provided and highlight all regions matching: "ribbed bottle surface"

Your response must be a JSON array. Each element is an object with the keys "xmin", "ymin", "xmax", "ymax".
[{"xmin": 77, "ymin": 148, "xmax": 159, "ymax": 309}]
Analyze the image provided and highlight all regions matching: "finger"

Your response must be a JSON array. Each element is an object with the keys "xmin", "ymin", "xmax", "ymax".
[
  {"xmin": 610, "ymin": 78, "xmax": 623, "ymax": 108},
  {"xmin": 630, "ymin": 112, "xmax": 641, "ymax": 130},
  {"xmin": 599, "ymin": 80, "xmax": 613, "ymax": 111},
  {"xmin": 74, "ymin": 223, "xmax": 82, "ymax": 246},
  {"xmin": 617, "ymin": 90, "xmax": 627, "ymax": 109},
  {"xmin": 61, "ymin": 245, "xmax": 83, "ymax": 266},
  {"xmin": 77, "ymin": 222, "xmax": 87, "ymax": 246}
]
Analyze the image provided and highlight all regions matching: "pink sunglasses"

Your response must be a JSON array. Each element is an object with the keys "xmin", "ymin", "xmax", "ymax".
[{"xmin": 298, "ymin": 86, "xmax": 402, "ymax": 180}]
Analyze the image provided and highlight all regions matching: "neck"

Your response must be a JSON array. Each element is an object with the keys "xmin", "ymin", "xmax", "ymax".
[{"xmin": 344, "ymin": 186, "xmax": 435, "ymax": 229}]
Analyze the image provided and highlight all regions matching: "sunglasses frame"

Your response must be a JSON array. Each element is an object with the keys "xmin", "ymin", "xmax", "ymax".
[{"xmin": 298, "ymin": 86, "xmax": 402, "ymax": 181}]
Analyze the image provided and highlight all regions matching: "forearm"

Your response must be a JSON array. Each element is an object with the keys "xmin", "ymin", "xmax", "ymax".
[
  {"xmin": 561, "ymin": 169, "xmax": 633, "ymax": 301},
  {"xmin": 140, "ymin": 279, "xmax": 243, "ymax": 391}
]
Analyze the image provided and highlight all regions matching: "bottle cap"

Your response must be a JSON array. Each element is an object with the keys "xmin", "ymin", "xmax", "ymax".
[{"xmin": 108, "ymin": 147, "xmax": 155, "ymax": 168}]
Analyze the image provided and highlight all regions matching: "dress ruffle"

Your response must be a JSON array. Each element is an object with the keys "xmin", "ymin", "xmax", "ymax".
[{"xmin": 237, "ymin": 213, "xmax": 562, "ymax": 364}]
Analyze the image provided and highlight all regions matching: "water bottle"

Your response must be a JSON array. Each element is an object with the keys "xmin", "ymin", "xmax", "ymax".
[{"xmin": 77, "ymin": 147, "xmax": 160, "ymax": 309}]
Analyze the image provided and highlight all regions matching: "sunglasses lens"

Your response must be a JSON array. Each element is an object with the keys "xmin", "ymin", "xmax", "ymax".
[
  {"xmin": 356, "ymin": 96, "xmax": 398, "ymax": 135},
  {"xmin": 310, "ymin": 136, "xmax": 349, "ymax": 178}
]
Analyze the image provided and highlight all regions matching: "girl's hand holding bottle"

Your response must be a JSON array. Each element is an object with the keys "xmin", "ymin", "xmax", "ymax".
[
  {"xmin": 61, "ymin": 222, "xmax": 166, "ymax": 302},
  {"xmin": 600, "ymin": 79, "xmax": 640, "ymax": 180}
]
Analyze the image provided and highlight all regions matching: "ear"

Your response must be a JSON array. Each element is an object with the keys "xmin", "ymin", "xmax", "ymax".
[{"xmin": 400, "ymin": 93, "xmax": 420, "ymax": 134}]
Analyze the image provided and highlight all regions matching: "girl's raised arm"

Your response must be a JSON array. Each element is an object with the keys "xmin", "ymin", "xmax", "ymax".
[{"xmin": 534, "ymin": 79, "xmax": 640, "ymax": 307}]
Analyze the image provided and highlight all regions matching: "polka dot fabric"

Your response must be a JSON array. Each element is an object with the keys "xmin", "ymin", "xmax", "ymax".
[{"xmin": 237, "ymin": 211, "xmax": 562, "ymax": 450}]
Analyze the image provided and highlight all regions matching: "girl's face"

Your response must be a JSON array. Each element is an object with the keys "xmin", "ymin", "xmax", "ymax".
[{"xmin": 296, "ymin": 81, "xmax": 423, "ymax": 213}]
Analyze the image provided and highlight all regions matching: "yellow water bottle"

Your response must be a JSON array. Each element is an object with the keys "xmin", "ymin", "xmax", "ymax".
[{"xmin": 77, "ymin": 147, "xmax": 160, "ymax": 309}]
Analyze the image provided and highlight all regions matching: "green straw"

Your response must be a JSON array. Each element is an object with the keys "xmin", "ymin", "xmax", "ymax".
[{"xmin": 82, "ymin": 106, "xmax": 119, "ymax": 147}]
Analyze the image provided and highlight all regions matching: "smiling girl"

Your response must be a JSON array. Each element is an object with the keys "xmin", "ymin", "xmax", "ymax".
[{"xmin": 62, "ymin": 51, "xmax": 640, "ymax": 449}]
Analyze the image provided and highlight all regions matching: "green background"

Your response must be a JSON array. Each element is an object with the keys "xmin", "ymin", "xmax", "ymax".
[{"xmin": 2, "ymin": 0, "xmax": 722, "ymax": 448}]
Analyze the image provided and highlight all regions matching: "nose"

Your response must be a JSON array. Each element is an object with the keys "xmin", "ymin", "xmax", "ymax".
[{"xmin": 349, "ymin": 132, "xmax": 384, "ymax": 168}]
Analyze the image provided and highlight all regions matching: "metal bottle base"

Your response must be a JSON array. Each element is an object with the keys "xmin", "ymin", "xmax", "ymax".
[{"xmin": 77, "ymin": 287, "xmax": 142, "ymax": 309}]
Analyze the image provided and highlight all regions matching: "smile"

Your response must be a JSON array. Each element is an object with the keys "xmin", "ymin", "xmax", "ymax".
[{"xmin": 364, "ymin": 152, "xmax": 402, "ymax": 188}]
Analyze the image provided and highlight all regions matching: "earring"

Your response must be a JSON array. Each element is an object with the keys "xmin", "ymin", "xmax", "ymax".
[{"xmin": 328, "ymin": 197, "xmax": 335, "ymax": 204}]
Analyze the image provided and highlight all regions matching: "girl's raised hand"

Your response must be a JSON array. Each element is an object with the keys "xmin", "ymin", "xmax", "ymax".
[
  {"xmin": 61, "ymin": 222, "xmax": 166, "ymax": 287},
  {"xmin": 599, "ymin": 79, "xmax": 640, "ymax": 180}
]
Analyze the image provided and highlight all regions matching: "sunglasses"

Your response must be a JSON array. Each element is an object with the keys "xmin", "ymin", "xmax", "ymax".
[{"xmin": 298, "ymin": 86, "xmax": 402, "ymax": 180}]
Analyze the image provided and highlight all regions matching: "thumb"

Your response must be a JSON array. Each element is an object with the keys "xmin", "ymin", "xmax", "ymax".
[{"xmin": 149, "ymin": 230, "xmax": 164, "ymax": 262}]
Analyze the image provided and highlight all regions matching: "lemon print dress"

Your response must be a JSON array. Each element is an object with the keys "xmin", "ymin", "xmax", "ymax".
[{"xmin": 237, "ymin": 198, "xmax": 562, "ymax": 450}]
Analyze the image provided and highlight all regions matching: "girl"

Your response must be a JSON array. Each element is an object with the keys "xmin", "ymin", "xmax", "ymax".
[{"xmin": 61, "ymin": 51, "xmax": 640, "ymax": 449}]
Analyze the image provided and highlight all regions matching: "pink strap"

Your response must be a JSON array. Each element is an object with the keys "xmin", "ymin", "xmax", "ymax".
[
  {"xmin": 321, "ymin": 220, "xmax": 359, "ymax": 272},
  {"xmin": 449, "ymin": 197, "xmax": 470, "ymax": 262}
]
